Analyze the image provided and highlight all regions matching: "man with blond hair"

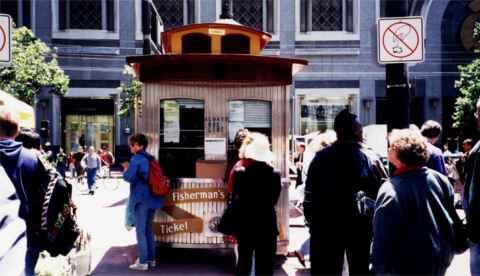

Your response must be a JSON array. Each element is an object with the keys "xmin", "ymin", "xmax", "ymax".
[{"xmin": 0, "ymin": 106, "xmax": 45, "ymax": 276}]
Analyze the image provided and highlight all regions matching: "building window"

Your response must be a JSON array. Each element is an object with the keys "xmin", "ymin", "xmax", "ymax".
[
  {"xmin": 296, "ymin": 89, "xmax": 359, "ymax": 135},
  {"xmin": 0, "ymin": 0, "xmax": 31, "ymax": 28},
  {"xmin": 300, "ymin": 0, "xmax": 354, "ymax": 32},
  {"xmin": 154, "ymin": 0, "xmax": 195, "ymax": 30},
  {"xmin": 58, "ymin": 0, "xmax": 115, "ymax": 31},
  {"xmin": 232, "ymin": 0, "xmax": 275, "ymax": 33}
]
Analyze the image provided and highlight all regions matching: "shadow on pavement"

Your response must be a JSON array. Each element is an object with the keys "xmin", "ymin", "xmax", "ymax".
[{"xmin": 92, "ymin": 245, "xmax": 300, "ymax": 275}]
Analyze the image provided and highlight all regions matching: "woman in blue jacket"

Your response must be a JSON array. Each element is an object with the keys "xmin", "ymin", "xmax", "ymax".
[{"xmin": 122, "ymin": 133, "xmax": 163, "ymax": 271}]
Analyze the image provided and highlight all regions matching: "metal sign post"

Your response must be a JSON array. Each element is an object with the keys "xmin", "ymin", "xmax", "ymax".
[{"xmin": 382, "ymin": 0, "xmax": 411, "ymax": 132}]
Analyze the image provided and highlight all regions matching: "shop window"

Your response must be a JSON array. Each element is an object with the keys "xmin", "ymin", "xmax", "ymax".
[
  {"xmin": 64, "ymin": 115, "xmax": 114, "ymax": 154},
  {"xmin": 58, "ymin": 0, "xmax": 115, "ymax": 31},
  {"xmin": 299, "ymin": 0, "xmax": 354, "ymax": 32},
  {"xmin": 232, "ymin": 0, "xmax": 275, "ymax": 33},
  {"xmin": 154, "ymin": 0, "xmax": 195, "ymax": 30},
  {"xmin": 159, "ymin": 99, "xmax": 205, "ymax": 178},
  {"xmin": 221, "ymin": 34, "xmax": 250, "ymax": 54},
  {"xmin": 0, "ymin": 0, "xmax": 31, "ymax": 28},
  {"xmin": 298, "ymin": 92, "xmax": 358, "ymax": 135},
  {"xmin": 182, "ymin": 33, "xmax": 211, "ymax": 53}
]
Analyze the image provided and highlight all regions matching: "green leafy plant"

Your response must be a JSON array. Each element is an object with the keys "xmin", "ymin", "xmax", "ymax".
[
  {"xmin": 0, "ymin": 27, "xmax": 69, "ymax": 105},
  {"xmin": 454, "ymin": 21, "xmax": 480, "ymax": 139},
  {"xmin": 118, "ymin": 65, "xmax": 142, "ymax": 117}
]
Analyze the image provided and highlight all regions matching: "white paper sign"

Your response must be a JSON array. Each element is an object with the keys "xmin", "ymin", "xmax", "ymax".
[
  {"xmin": 164, "ymin": 100, "xmax": 180, "ymax": 122},
  {"xmin": 363, "ymin": 124, "xmax": 388, "ymax": 158},
  {"xmin": 229, "ymin": 101, "xmax": 244, "ymax": 122},
  {"xmin": 205, "ymin": 138, "xmax": 226, "ymax": 160},
  {"xmin": 164, "ymin": 121, "xmax": 180, "ymax": 143}
]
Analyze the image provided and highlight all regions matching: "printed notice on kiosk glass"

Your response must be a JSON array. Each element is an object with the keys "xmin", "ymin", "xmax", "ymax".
[{"xmin": 163, "ymin": 100, "xmax": 180, "ymax": 143}]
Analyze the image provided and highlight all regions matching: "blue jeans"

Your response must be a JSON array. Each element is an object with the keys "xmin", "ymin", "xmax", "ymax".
[
  {"xmin": 134, "ymin": 203, "xmax": 156, "ymax": 263},
  {"xmin": 471, "ymin": 243, "xmax": 480, "ymax": 275},
  {"xmin": 86, "ymin": 168, "xmax": 97, "ymax": 190},
  {"xmin": 299, "ymin": 237, "xmax": 310, "ymax": 257}
]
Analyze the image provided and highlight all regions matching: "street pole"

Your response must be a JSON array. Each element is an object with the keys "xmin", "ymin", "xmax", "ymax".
[{"xmin": 385, "ymin": 0, "xmax": 410, "ymax": 131}]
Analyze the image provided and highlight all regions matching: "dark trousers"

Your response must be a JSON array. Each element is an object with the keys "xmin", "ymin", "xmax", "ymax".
[
  {"xmin": 236, "ymin": 234, "xmax": 277, "ymax": 276},
  {"xmin": 310, "ymin": 226, "xmax": 371, "ymax": 276}
]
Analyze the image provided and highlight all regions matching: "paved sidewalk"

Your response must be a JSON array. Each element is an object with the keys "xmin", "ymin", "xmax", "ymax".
[{"xmin": 72, "ymin": 177, "xmax": 470, "ymax": 275}]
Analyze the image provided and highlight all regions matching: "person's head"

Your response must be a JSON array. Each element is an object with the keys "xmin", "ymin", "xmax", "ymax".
[
  {"xmin": 77, "ymin": 146, "xmax": 83, "ymax": 153},
  {"xmin": 234, "ymin": 128, "xmax": 249, "ymax": 150},
  {"xmin": 333, "ymin": 109, "xmax": 362, "ymax": 142},
  {"xmin": 88, "ymin": 146, "xmax": 95, "ymax": 154},
  {"xmin": 420, "ymin": 120, "xmax": 442, "ymax": 144},
  {"xmin": 296, "ymin": 143, "xmax": 306, "ymax": 154},
  {"xmin": 129, "ymin": 133, "xmax": 149, "ymax": 154},
  {"xmin": 0, "ymin": 106, "xmax": 20, "ymax": 139},
  {"xmin": 59, "ymin": 147, "xmax": 64, "ymax": 153},
  {"xmin": 242, "ymin": 132, "xmax": 274, "ymax": 164},
  {"xmin": 15, "ymin": 128, "xmax": 41, "ymax": 150},
  {"xmin": 463, "ymin": 138, "xmax": 474, "ymax": 153},
  {"xmin": 388, "ymin": 129, "xmax": 429, "ymax": 170}
]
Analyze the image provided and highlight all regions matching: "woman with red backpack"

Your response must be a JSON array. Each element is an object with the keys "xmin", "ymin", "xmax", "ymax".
[{"xmin": 122, "ymin": 133, "xmax": 163, "ymax": 271}]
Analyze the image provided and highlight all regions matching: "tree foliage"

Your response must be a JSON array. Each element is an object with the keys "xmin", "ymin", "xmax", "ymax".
[
  {"xmin": 0, "ymin": 27, "xmax": 69, "ymax": 105},
  {"xmin": 453, "ymin": 22, "xmax": 480, "ymax": 139},
  {"xmin": 118, "ymin": 65, "xmax": 141, "ymax": 117}
]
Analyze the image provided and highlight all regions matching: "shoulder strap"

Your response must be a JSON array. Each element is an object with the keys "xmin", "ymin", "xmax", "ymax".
[{"xmin": 41, "ymin": 171, "xmax": 58, "ymax": 231}]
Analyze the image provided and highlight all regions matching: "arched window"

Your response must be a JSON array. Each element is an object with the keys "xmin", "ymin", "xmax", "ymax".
[
  {"xmin": 182, "ymin": 33, "xmax": 212, "ymax": 53},
  {"xmin": 221, "ymin": 34, "xmax": 250, "ymax": 54}
]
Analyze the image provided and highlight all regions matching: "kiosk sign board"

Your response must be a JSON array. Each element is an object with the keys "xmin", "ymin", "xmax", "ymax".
[
  {"xmin": 0, "ymin": 14, "xmax": 11, "ymax": 65},
  {"xmin": 377, "ymin": 16, "xmax": 424, "ymax": 64}
]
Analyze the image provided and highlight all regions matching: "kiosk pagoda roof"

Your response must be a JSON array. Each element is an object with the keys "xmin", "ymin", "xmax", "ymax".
[{"xmin": 127, "ymin": 20, "xmax": 307, "ymax": 85}]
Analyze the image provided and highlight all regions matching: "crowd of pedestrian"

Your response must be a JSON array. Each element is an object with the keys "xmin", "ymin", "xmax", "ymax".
[{"xmin": 2, "ymin": 96, "xmax": 480, "ymax": 276}]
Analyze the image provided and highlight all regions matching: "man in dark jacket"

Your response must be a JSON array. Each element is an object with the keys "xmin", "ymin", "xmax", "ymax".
[
  {"xmin": 304, "ymin": 110, "xmax": 387, "ymax": 275},
  {"xmin": 420, "ymin": 120, "xmax": 448, "ymax": 176},
  {"xmin": 0, "ymin": 107, "xmax": 45, "ymax": 276},
  {"xmin": 464, "ymin": 97, "xmax": 480, "ymax": 275}
]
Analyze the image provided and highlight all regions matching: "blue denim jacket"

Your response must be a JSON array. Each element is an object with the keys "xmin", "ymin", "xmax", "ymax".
[{"xmin": 123, "ymin": 150, "xmax": 163, "ymax": 226}]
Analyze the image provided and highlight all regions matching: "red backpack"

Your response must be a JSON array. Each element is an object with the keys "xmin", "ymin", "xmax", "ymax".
[{"xmin": 148, "ymin": 159, "xmax": 170, "ymax": 197}]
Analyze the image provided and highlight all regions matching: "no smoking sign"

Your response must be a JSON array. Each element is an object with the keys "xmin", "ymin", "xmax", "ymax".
[{"xmin": 377, "ymin": 17, "xmax": 424, "ymax": 64}]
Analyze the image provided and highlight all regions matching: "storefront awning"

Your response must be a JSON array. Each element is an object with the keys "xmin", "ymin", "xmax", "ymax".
[{"xmin": 0, "ymin": 90, "xmax": 35, "ymax": 129}]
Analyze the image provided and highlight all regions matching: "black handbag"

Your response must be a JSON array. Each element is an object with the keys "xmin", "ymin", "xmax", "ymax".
[{"xmin": 216, "ymin": 198, "xmax": 239, "ymax": 235}]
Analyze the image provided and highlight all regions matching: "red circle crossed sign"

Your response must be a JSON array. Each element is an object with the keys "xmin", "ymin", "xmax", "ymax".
[
  {"xmin": 382, "ymin": 21, "xmax": 420, "ymax": 59},
  {"xmin": 0, "ymin": 25, "xmax": 6, "ymax": 53}
]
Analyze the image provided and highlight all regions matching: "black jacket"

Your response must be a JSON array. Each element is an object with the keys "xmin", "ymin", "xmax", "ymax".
[
  {"xmin": 304, "ymin": 141, "xmax": 386, "ymax": 232},
  {"xmin": 232, "ymin": 160, "xmax": 281, "ymax": 237},
  {"xmin": 464, "ymin": 140, "xmax": 480, "ymax": 242}
]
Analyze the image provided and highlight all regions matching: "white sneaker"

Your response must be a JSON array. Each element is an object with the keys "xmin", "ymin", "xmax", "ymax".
[
  {"xmin": 129, "ymin": 259, "xmax": 148, "ymax": 271},
  {"xmin": 149, "ymin": 260, "xmax": 156, "ymax": 268}
]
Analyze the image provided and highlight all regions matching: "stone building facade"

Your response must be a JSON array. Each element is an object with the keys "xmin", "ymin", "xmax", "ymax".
[{"xmin": 0, "ymin": 0, "xmax": 476, "ymax": 158}]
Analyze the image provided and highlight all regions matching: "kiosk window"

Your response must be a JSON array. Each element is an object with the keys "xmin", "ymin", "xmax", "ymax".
[
  {"xmin": 160, "ymin": 99, "xmax": 205, "ymax": 178},
  {"xmin": 228, "ymin": 100, "xmax": 272, "ymax": 144}
]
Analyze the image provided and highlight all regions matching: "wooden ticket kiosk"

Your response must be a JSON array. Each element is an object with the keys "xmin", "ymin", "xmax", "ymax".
[{"xmin": 127, "ymin": 20, "xmax": 307, "ymax": 254}]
